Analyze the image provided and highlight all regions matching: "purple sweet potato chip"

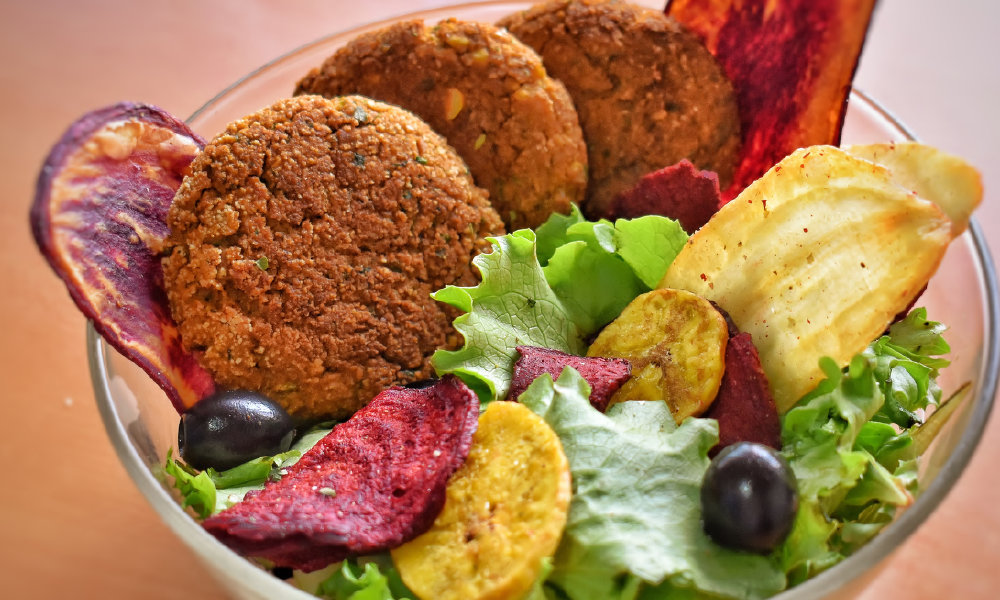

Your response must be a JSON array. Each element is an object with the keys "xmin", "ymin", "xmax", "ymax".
[
  {"xmin": 30, "ymin": 102, "xmax": 214, "ymax": 411},
  {"xmin": 704, "ymin": 332, "xmax": 781, "ymax": 457},
  {"xmin": 607, "ymin": 159, "xmax": 722, "ymax": 233},
  {"xmin": 202, "ymin": 375, "xmax": 479, "ymax": 572},
  {"xmin": 509, "ymin": 346, "xmax": 631, "ymax": 412}
]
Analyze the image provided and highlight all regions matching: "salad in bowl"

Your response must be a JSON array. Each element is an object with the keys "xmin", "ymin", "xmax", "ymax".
[{"xmin": 32, "ymin": 1, "xmax": 997, "ymax": 599}]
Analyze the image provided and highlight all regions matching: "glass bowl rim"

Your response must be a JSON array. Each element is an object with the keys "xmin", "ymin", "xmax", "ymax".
[{"xmin": 88, "ymin": 2, "xmax": 1000, "ymax": 597}]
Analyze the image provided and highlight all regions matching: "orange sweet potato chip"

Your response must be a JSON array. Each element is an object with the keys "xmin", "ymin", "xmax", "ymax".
[{"xmin": 666, "ymin": 0, "xmax": 876, "ymax": 201}]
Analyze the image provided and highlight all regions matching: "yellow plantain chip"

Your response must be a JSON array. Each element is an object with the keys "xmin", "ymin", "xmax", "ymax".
[
  {"xmin": 587, "ymin": 288, "xmax": 728, "ymax": 423},
  {"xmin": 391, "ymin": 401, "xmax": 571, "ymax": 600},
  {"xmin": 659, "ymin": 145, "xmax": 953, "ymax": 413},
  {"xmin": 846, "ymin": 142, "xmax": 983, "ymax": 237}
]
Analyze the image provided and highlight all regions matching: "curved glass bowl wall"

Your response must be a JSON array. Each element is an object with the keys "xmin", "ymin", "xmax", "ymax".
[{"xmin": 89, "ymin": 2, "xmax": 999, "ymax": 598}]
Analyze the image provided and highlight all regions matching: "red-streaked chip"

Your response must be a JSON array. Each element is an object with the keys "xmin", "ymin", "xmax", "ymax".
[
  {"xmin": 202, "ymin": 375, "xmax": 480, "ymax": 572},
  {"xmin": 607, "ymin": 159, "xmax": 722, "ymax": 233},
  {"xmin": 30, "ymin": 102, "xmax": 215, "ymax": 411},
  {"xmin": 510, "ymin": 346, "xmax": 631, "ymax": 412},
  {"xmin": 666, "ymin": 0, "xmax": 876, "ymax": 201},
  {"xmin": 704, "ymin": 332, "xmax": 780, "ymax": 456}
]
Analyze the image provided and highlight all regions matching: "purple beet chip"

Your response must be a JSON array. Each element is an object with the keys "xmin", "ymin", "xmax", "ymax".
[
  {"xmin": 30, "ymin": 102, "xmax": 215, "ymax": 411},
  {"xmin": 608, "ymin": 159, "xmax": 722, "ymax": 234},
  {"xmin": 202, "ymin": 375, "xmax": 480, "ymax": 572},
  {"xmin": 510, "ymin": 346, "xmax": 631, "ymax": 412},
  {"xmin": 704, "ymin": 332, "xmax": 781, "ymax": 457}
]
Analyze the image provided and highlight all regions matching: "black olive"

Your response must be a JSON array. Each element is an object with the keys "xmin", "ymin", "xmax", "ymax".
[
  {"xmin": 700, "ymin": 442, "xmax": 798, "ymax": 554},
  {"xmin": 178, "ymin": 389, "xmax": 296, "ymax": 471},
  {"xmin": 403, "ymin": 378, "xmax": 439, "ymax": 389}
]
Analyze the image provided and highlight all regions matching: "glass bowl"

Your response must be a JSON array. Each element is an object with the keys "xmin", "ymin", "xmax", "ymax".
[{"xmin": 88, "ymin": 2, "xmax": 999, "ymax": 599}]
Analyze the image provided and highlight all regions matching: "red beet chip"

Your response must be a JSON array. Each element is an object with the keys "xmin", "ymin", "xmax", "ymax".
[
  {"xmin": 608, "ymin": 159, "xmax": 722, "ymax": 233},
  {"xmin": 30, "ymin": 102, "xmax": 215, "ymax": 411},
  {"xmin": 509, "ymin": 346, "xmax": 631, "ymax": 412},
  {"xmin": 705, "ymin": 332, "xmax": 781, "ymax": 457},
  {"xmin": 667, "ymin": 0, "xmax": 876, "ymax": 202},
  {"xmin": 202, "ymin": 375, "xmax": 480, "ymax": 572}
]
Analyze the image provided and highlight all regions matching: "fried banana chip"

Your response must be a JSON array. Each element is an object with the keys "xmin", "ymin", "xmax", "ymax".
[
  {"xmin": 392, "ymin": 401, "xmax": 571, "ymax": 600},
  {"xmin": 666, "ymin": 0, "xmax": 876, "ymax": 201},
  {"xmin": 846, "ymin": 142, "xmax": 983, "ymax": 237},
  {"xmin": 659, "ymin": 145, "xmax": 953, "ymax": 412},
  {"xmin": 587, "ymin": 288, "xmax": 728, "ymax": 423}
]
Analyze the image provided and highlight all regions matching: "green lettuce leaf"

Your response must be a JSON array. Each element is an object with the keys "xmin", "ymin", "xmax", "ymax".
[
  {"xmin": 868, "ymin": 307, "xmax": 949, "ymax": 429},
  {"xmin": 524, "ymin": 557, "xmax": 556, "ymax": 600},
  {"xmin": 520, "ymin": 368, "xmax": 785, "ymax": 600},
  {"xmin": 431, "ymin": 230, "xmax": 586, "ymax": 401},
  {"xmin": 164, "ymin": 425, "xmax": 334, "ymax": 518},
  {"xmin": 777, "ymin": 309, "xmax": 950, "ymax": 584},
  {"xmin": 432, "ymin": 209, "xmax": 687, "ymax": 401},
  {"xmin": 164, "ymin": 449, "xmax": 216, "ymax": 519},
  {"xmin": 613, "ymin": 216, "xmax": 689, "ymax": 289},
  {"xmin": 315, "ymin": 558, "xmax": 413, "ymax": 600},
  {"xmin": 206, "ymin": 450, "xmax": 301, "ymax": 488}
]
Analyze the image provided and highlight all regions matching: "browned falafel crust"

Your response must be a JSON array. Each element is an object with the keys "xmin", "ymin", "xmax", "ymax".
[
  {"xmin": 295, "ymin": 19, "xmax": 588, "ymax": 230},
  {"xmin": 499, "ymin": 0, "xmax": 741, "ymax": 218},
  {"xmin": 162, "ymin": 95, "xmax": 505, "ymax": 419}
]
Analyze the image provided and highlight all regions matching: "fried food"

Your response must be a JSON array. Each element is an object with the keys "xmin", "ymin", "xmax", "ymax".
[
  {"xmin": 587, "ymin": 288, "xmax": 729, "ymax": 423},
  {"xmin": 846, "ymin": 142, "xmax": 983, "ymax": 237},
  {"xmin": 162, "ymin": 95, "xmax": 505, "ymax": 419},
  {"xmin": 31, "ymin": 102, "xmax": 216, "ymax": 411},
  {"xmin": 392, "ymin": 401, "xmax": 571, "ymax": 600},
  {"xmin": 667, "ymin": 0, "xmax": 877, "ymax": 201},
  {"xmin": 659, "ymin": 145, "xmax": 954, "ymax": 412},
  {"xmin": 703, "ymin": 331, "xmax": 780, "ymax": 457},
  {"xmin": 509, "ymin": 345, "xmax": 631, "ymax": 411},
  {"xmin": 500, "ymin": 0, "xmax": 741, "ymax": 217},
  {"xmin": 203, "ymin": 375, "xmax": 480, "ymax": 572},
  {"xmin": 608, "ymin": 158, "xmax": 722, "ymax": 234},
  {"xmin": 296, "ymin": 18, "xmax": 588, "ymax": 230}
]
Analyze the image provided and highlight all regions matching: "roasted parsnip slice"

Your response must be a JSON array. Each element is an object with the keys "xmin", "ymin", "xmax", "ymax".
[
  {"xmin": 587, "ymin": 288, "xmax": 729, "ymax": 423},
  {"xmin": 660, "ymin": 145, "xmax": 953, "ymax": 412},
  {"xmin": 846, "ymin": 142, "xmax": 983, "ymax": 237},
  {"xmin": 392, "ymin": 401, "xmax": 571, "ymax": 600}
]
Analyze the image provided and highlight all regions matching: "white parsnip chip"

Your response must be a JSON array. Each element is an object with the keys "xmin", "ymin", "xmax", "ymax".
[
  {"xmin": 659, "ymin": 145, "xmax": 956, "ymax": 412},
  {"xmin": 846, "ymin": 142, "xmax": 983, "ymax": 237}
]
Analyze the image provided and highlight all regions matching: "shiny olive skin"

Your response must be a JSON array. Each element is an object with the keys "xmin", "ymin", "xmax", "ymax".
[
  {"xmin": 178, "ymin": 389, "xmax": 296, "ymax": 471},
  {"xmin": 701, "ymin": 442, "xmax": 798, "ymax": 554},
  {"xmin": 403, "ymin": 378, "xmax": 439, "ymax": 389}
]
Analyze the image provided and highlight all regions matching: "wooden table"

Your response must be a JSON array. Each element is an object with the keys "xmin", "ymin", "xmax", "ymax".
[{"xmin": 2, "ymin": 1, "xmax": 997, "ymax": 598}]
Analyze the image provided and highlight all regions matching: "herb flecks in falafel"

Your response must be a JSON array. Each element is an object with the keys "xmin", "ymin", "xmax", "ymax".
[{"xmin": 162, "ymin": 95, "xmax": 504, "ymax": 419}]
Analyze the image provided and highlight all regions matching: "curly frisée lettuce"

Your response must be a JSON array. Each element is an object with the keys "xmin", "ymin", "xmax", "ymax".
[
  {"xmin": 519, "ymin": 368, "xmax": 786, "ymax": 600},
  {"xmin": 432, "ymin": 206, "xmax": 687, "ymax": 400},
  {"xmin": 777, "ymin": 308, "xmax": 951, "ymax": 584}
]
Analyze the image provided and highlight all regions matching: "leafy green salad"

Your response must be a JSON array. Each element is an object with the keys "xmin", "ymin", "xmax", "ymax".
[{"xmin": 168, "ymin": 207, "xmax": 954, "ymax": 600}]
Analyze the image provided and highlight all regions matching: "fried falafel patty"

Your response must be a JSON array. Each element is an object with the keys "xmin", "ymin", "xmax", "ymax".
[
  {"xmin": 295, "ymin": 19, "xmax": 588, "ymax": 230},
  {"xmin": 499, "ymin": 0, "xmax": 741, "ymax": 217},
  {"xmin": 162, "ymin": 95, "xmax": 505, "ymax": 419}
]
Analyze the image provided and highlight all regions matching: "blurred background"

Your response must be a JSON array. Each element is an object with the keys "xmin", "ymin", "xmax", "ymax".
[{"xmin": 1, "ymin": 0, "xmax": 997, "ymax": 597}]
